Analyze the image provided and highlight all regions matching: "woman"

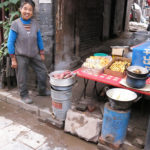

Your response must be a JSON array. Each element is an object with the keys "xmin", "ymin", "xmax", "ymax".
[{"xmin": 7, "ymin": 0, "xmax": 50, "ymax": 104}]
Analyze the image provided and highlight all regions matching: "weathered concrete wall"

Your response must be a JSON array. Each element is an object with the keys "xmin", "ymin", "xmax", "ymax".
[{"xmin": 38, "ymin": 0, "xmax": 54, "ymax": 71}]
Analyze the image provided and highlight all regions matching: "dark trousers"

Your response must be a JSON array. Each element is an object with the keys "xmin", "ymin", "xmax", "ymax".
[{"xmin": 16, "ymin": 55, "xmax": 47, "ymax": 98}]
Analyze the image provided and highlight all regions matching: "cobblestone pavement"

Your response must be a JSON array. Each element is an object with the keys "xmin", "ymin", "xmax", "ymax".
[{"xmin": 0, "ymin": 101, "xmax": 98, "ymax": 150}]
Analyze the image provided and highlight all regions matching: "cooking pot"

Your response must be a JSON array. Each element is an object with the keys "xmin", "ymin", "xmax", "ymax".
[
  {"xmin": 106, "ymin": 88, "xmax": 142, "ymax": 110},
  {"xmin": 49, "ymin": 70, "xmax": 76, "ymax": 87},
  {"xmin": 126, "ymin": 66, "xmax": 149, "ymax": 88},
  {"xmin": 126, "ymin": 73, "xmax": 147, "ymax": 88},
  {"xmin": 127, "ymin": 66, "xmax": 149, "ymax": 78}
]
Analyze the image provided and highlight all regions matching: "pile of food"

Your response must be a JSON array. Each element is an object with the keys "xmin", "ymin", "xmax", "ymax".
[
  {"xmin": 109, "ymin": 60, "xmax": 131, "ymax": 73},
  {"xmin": 53, "ymin": 70, "xmax": 73, "ymax": 79},
  {"xmin": 82, "ymin": 56, "xmax": 111, "ymax": 70},
  {"xmin": 132, "ymin": 69, "xmax": 142, "ymax": 74}
]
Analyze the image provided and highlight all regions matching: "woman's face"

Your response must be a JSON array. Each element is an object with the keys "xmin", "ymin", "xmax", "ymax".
[{"xmin": 20, "ymin": 3, "xmax": 33, "ymax": 20}]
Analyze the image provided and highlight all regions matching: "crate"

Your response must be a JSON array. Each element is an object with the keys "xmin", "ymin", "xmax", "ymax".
[
  {"xmin": 111, "ymin": 46, "xmax": 129, "ymax": 57},
  {"xmin": 104, "ymin": 57, "xmax": 131, "ymax": 78}
]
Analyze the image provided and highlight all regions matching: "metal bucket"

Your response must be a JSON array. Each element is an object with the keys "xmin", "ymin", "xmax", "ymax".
[{"xmin": 51, "ymin": 88, "xmax": 72, "ymax": 121}]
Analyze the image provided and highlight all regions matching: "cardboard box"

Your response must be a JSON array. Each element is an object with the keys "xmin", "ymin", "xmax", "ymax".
[
  {"xmin": 104, "ymin": 57, "xmax": 131, "ymax": 78},
  {"xmin": 111, "ymin": 46, "xmax": 129, "ymax": 57}
]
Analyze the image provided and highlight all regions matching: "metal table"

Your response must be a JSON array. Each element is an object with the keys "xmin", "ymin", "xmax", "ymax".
[{"xmin": 74, "ymin": 68, "xmax": 150, "ymax": 150}]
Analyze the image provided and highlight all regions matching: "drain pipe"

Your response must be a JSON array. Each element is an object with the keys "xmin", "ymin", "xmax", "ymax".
[{"xmin": 144, "ymin": 115, "xmax": 150, "ymax": 150}]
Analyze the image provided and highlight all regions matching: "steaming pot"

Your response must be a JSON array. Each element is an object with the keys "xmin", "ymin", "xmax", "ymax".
[{"xmin": 49, "ymin": 70, "xmax": 76, "ymax": 90}]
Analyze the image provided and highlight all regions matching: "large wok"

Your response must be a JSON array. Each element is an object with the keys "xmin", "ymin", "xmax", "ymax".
[{"xmin": 106, "ymin": 88, "xmax": 142, "ymax": 110}]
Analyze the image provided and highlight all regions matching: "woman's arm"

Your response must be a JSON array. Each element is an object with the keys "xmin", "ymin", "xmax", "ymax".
[
  {"xmin": 7, "ymin": 29, "xmax": 17, "ymax": 55},
  {"xmin": 37, "ymin": 30, "xmax": 45, "ymax": 60},
  {"xmin": 7, "ymin": 29, "xmax": 18, "ymax": 68}
]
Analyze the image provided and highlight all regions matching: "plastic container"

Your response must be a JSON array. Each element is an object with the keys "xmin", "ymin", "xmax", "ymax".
[
  {"xmin": 51, "ymin": 88, "xmax": 72, "ymax": 121},
  {"xmin": 94, "ymin": 53, "xmax": 108, "ymax": 56}
]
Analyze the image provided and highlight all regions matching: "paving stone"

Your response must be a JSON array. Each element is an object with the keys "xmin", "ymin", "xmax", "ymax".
[
  {"xmin": 53, "ymin": 148, "xmax": 67, "ymax": 150},
  {"xmin": 37, "ymin": 143, "xmax": 52, "ymax": 150},
  {"xmin": 0, "ymin": 91, "xmax": 11, "ymax": 101},
  {"xmin": 6, "ymin": 95, "xmax": 23, "ymax": 107},
  {"xmin": 0, "ymin": 123, "xmax": 31, "ymax": 149},
  {"xmin": 17, "ymin": 130, "xmax": 47, "ymax": 149},
  {"xmin": 120, "ymin": 140, "xmax": 141, "ymax": 150},
  {"xmin": 133, "ymin": 128, "xmax": 146, "ymax": 137},
  {"xmin": 39, "ymin": 108, "xmax": 51, "ymax": 119},
  {"xmin": 0, "ymin": 123, "xmax": 30, "ymax": 141},
  {"xmin": 64, "ymin": 109, "xmax": 102, "ymax": 143},
  {"xmin": 0, "ymin": 116, "xmax": 13, "ymax": 129},
  {"xmin": 0, "ymin": 136, "xmax": 11, "ymax": 148},
  {"xmin": 46, "ymin": 117, "xmax": 64, "ymax": 129},
  {"xmin": 21, "ymin": 103, "xmax": 39, "ymax": 115},
  {"xmin": 1, "ymin": 142, "xmax": 33, "ymax": 150},
  {"xmin": 133, "ymin": 137, "xmax": 145, "ymax": 149},
  {"xmin": 6, "ymin": 95, "xmax": 38, "ymax": 115},
  {"xmin": 5, "ymin": 94, "xmax": 39, "ymax": 115},
  {"xmin": 97, "ymin": 143, "xmax": 113, "ymax": 150}
]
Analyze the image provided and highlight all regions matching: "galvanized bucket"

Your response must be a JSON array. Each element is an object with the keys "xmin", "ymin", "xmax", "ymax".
[{"xmin": 51, "ymin": 88, "xmax": 72, "ymax": 121}]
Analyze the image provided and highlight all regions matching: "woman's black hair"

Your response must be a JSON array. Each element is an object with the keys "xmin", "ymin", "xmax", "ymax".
[{"xmin": 20, "ymin": 0, "xmax": 35, "ymax": 9}]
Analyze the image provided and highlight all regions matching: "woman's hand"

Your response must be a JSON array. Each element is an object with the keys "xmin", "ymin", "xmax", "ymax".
[
  {"xmin": 11, "ymin": 57, "xmax": 18, "ymax": 68},
  {"xmin": 40, "ymin": 54, "xmax": 45, "ymax": 61}
]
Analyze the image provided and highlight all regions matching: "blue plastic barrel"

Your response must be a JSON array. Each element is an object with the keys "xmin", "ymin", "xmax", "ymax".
[{"xmin": 100, "ymin": 103, "xmax": 130, "ymax": 147}]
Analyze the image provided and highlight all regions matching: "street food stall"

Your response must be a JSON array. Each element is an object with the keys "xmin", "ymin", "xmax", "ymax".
[
  {"xmin": 74, "ymin": 42, "xmax": 150, "ymax": 150},
  {"xmin": 49, "ymin": 41, "xmax": 150, "ymax": 149}
]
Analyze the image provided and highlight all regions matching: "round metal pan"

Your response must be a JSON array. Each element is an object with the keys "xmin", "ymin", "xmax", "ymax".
[{"xmin": 49, "ymin": 70, "xmax": 76, "ymax": 87}]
